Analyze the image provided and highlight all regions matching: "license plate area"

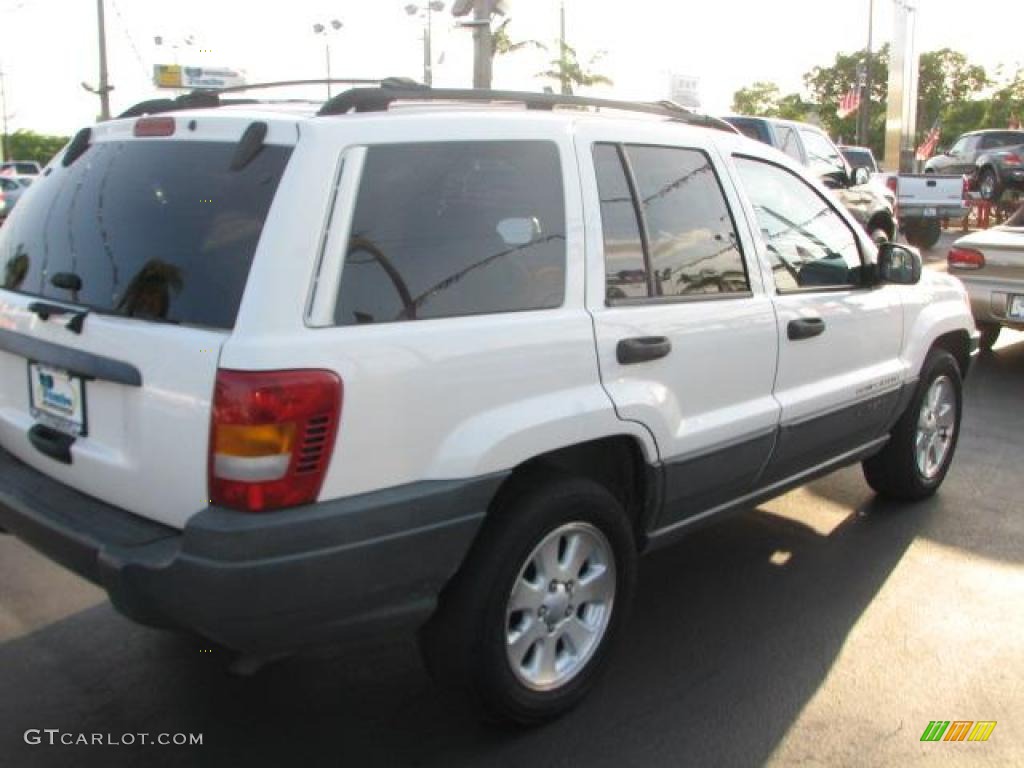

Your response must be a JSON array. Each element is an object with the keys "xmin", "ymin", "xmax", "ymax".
[
  {"xmin": 922, "ymin": 207, "xmax": 937, "ymax": 218},
  {"xmin": 1010, "ymin": 295, "xmax": 1024, "ymax": 322},
  {"xmin": 28, "ymin": 362, "xmax": 88, "ymax": 437}
]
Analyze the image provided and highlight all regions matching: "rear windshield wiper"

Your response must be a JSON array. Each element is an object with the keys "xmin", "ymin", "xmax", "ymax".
[{"xmin": 27, "ymin": 301, "xmax": 90, "ymax": 334}]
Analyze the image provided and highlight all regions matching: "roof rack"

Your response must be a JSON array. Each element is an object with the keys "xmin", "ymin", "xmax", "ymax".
[
  {"xmin": 317, "ymin": 85, "xmax": 737, "ymax": 133},
  {"xmin": 117, "ymin": 78, "xmax": 411, "ymax": 118}
]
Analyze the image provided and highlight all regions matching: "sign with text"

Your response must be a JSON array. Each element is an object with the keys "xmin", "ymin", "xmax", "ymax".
[{"xmin": 153, "ymin": 65, "xmax": 247, "ymax": 90}]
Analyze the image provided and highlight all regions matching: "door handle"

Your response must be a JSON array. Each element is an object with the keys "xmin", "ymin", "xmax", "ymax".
[
  {"xmin": 617, "ymin": 336, "xmax": 672, "ymax": 365},
  {"xmin": 787, "ymin": 317, "xmax": 826, "ymax": 341}
]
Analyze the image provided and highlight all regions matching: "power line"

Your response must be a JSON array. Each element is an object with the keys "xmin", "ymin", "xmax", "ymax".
[{"xmin": 110, "ymin": 0, "xmax": 150, "ymax": 81}]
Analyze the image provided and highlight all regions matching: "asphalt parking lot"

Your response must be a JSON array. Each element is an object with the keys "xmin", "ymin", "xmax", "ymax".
[{"xmin": 1, "ymin": 231, "xmax": 1021, "ymax": 767}]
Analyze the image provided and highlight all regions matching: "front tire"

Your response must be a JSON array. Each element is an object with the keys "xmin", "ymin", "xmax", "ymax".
[
  {"xmin": 863, "ymin": 350, "xmax": 962, "ymax": 501},
  {"xmin": 420, "ymin": 473, "xmax": 637, "ymax": 725}
]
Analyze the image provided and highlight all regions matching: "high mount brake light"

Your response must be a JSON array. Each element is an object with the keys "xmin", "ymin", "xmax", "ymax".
[
  {"xmin": 134, "ymin": 116, "xmax": 176, "ymax": 137},
  {"xmin": 209, "ymin": 369, "xmax": 342, "ymax": 512}
]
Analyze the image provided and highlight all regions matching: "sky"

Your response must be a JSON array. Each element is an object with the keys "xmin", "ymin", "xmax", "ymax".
[{"xmin": 0, "ymin": 0, "xmax": 1021, "ymax": 138}]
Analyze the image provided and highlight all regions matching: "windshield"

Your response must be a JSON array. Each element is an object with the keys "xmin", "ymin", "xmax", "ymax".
[
  {"xmin": 0, "ymin": 139, "xmax": 292, "ymax": 329},
  {"xmin": 799, "ymin": 128, "xmax": 845, "ymax": 175}
]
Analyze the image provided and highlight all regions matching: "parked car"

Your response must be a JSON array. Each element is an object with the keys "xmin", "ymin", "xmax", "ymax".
[
  {"xmin": 925, "ymin": 129, "xmax": 1024, "ymax": 201},
  {"xmin": 839, "ymin": 144, "xmax": 879, "ymax": 173},
  {"xmin": 0, "ymin": 86, "xmax": 977, "ymax": 724},
  {"xmin": 0, "ymin": 176, "xmax": 31, "ymax": 221},
  {"xmin": 724, "ymin": 116, "xmax": 896, "ymax": 244},
  {"xmin": 875, "ymin": 171, "xmax": 970, "ymax": 249},
  {"xmin": 0, "ymin": 160, "xmax": 42, "ymax": 177},
  {"xmin": 948, "ymin": 204, "xmax": 1024, "ymax": 349}
]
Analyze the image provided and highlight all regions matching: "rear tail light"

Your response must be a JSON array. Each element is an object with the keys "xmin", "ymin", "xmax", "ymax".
[
  {"xmin": 947, "ymin": 247, "xmax": 985, "ymax": 270},
  {"xmin": 962, "ymin": 174, "xmax": 970, "ymax": 200},
  {"xmin": 1003, "ymin": 153, "xmax": 1022, "ymax": 165},
  {"xmin": 885, "ymin": 176, "xmax": 898, "ymax": 195},
  {"xmin": 209, "ymin": 369, "xmax": 342, "ymax": 512}
]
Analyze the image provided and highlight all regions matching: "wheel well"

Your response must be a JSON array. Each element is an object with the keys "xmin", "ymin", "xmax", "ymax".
[
  {"xmin": 488, "ymin": 436, "xmax": 652, "ymax": 549},
  {"xmin": 931, "ymin": 330, "xmax": 971, "ymax": 378}
]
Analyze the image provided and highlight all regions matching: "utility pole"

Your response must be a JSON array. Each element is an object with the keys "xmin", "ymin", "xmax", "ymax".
[
  {"xmin": 0, "ymin": 67, "xmax": 9, "ymax": 162},
  {"xmin": 96, "ymin": 0, "xmax": 111, "ymax": 120},
  {"xmin": 472, "ymin": 0, "xmax": 492, "ymax": 89},
  {"xmin": 559, "ymin": 0, "xmax": 569, "ymax": 95},
  {"xmin": 857, "ymin": 0, "xmax": 875, "ymax": 147}
]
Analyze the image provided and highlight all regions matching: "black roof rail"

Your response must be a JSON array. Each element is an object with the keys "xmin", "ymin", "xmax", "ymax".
[
  {"xmin": 317, "ymin": 85, "xmax": 738, "ymax": 133},
  {"xmin": 117, "ymin": 77, "xmax": 410, "ymax": 119}
]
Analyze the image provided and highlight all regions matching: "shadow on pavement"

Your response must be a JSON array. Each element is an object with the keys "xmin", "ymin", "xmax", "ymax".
[{"xmin": 1, "ymin": 492, "xmax": 921, "ymax": 767}]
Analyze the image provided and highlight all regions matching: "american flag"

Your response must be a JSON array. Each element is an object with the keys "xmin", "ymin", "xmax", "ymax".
[
  {"xmin": 837, "ymin": 87, "xmax": 860, "ymax": 119},
  {"xmin": 916, "ymin": 119, "xmax": 942, "ymax": 161}
]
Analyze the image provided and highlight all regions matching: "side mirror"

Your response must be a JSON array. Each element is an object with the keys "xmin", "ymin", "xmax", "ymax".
[
  {"xmin": 852, "ymin": 166, "xmax": 870, "ymax": 186},
  {"xmin": 821, "ymin": 170, "xmax": 846, "ymax": 190},
  {"xmin": 876, "ymin": 242, "xmax": 922, "ymax": 285}
]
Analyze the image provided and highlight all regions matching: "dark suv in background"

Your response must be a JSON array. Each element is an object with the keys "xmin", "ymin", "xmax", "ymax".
[
  {"xmin": 925, "ymin": 129, "xmax": 1024, "ymax": 201},
  {"xmin": 724, "ymin": 116, "xmax": 896, "ymax": 244}
]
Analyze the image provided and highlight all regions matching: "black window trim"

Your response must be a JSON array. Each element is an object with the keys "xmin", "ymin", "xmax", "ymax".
[
  {"xmin": 595, "ymin": 141, "xmax": 754, "ymax": 307},
  {"xmin": 732, "ymin": 152, "xmax": 868, "ymax": 296}
]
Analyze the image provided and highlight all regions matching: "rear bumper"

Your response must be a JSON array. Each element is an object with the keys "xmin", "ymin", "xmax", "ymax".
[
  {"xmin": 960, "ymin": 278, "xmax": 1024, "ymax": 331},
  {"xmin": 0, "ymin": 447, "xmax": 502, "ymax": 652}
]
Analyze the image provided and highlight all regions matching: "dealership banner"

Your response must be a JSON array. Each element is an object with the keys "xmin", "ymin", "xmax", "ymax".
[{"xmin": 153, "ymin": 65, "xmax": 247, "ymax": 89}]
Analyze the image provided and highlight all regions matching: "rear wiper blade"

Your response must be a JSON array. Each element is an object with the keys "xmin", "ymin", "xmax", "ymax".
[{"xmin": 27, "ymin": 301, "xmax": 90, "ymax": 334}]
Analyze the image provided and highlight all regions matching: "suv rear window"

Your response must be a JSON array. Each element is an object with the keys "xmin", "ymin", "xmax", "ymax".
[
  {"xmin": 335, "ymin": 141, "xmax": 566, "ymax": 325},
  {"xmin": 0, "ymin": 139, "xmax": 292, "ymax": 329}
]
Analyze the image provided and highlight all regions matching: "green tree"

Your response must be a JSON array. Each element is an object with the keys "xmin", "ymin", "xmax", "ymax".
[
  {"xmin": 731, "ymin": 82, "xmax": 783, "ymax": 116},
  {"xmin": 916, "ymin": 48, "xmax": 989, "ymax": 135},
  {"xmin": 984, "ymin": 67, "xmax": 1024, "ymax": 128},
  {"xmin": 803, "ymin": 44, "xmax": 889, "ymax": 152},
  {"xmin": 5, "ymin": 130, "xmax": 69, "ymax": 166},
  {"xmin": 537, "ymin": 42, "xmax": 612, "ymax": 95},
  {"xmin": 731, "ymin": 82, "xmax": 810, "ymax": 121}
]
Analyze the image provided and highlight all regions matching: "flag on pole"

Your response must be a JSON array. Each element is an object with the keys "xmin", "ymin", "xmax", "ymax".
[
  {"xmin": 837, "ymin": 87, "xmax": 861, "ymax": 119},
  {"xmin": 916, "ymin": 119, "xmax": 942, "ymax": 161}
]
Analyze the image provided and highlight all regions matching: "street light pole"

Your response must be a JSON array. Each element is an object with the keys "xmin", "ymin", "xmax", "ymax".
[
  {"xmin": 857, "ymin": 0, "xmax": 875, "ymax": 147},
  {"xmin": 559, "ymin": 0, "xmax": 569, "ymax": 96},
  {"xmin": 96, "ymin": 0, "xmax": 111, "ymax": 120},
  {"xmin": 313, "ymin": 20, "xmax": 343, "ymax": 99},
  {"xmin": 0, "ymin": 68, "xmax": 9, "ymax": 162}
]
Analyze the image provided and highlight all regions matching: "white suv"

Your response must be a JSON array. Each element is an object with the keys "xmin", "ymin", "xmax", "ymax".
[{"xmin": 0, "ymin": 85, "xmax": 978, "ymax": 724}]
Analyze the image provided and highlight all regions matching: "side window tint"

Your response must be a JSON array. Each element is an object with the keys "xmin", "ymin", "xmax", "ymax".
[
  {"xmin": 336, "ymin": 141, "xmax": 566, "ymax": 325},
  {"xmin": 734, "ymin": 156, "xmax": 862, "ymax": 291},
  {"xmin": 593, "ymin": 144, "xmax": 648, "ymax": 300},
  {"xmin": 624, "ymin": 145, "xmax": 749, "ymax": 296}
]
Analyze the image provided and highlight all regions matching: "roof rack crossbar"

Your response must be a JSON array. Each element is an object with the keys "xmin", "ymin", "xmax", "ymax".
[
  {"xmin": 117, "ymin": 77, "xmax": 413, "ymax": 119},
  {"xmin": 316, "ymin": 86, "xmax": 735, "ymax": 132}
]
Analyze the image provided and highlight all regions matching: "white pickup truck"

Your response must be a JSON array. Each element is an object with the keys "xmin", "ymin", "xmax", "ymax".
[{"xmin": 880, "ymin": 173, "xmax": 970, "ymax": 249}]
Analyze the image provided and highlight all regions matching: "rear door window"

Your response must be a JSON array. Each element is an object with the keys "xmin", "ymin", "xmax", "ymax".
[
  {"xmin": 593, "ymin": 143, "xmax": 749, "ymax": 300},
  {"xmin": 335, "ymin": 141, "xmax": 566, "ymax": 325},
  {"xmin": 0, "ymin": 139, "xmax": 292, "ymax": 329}
]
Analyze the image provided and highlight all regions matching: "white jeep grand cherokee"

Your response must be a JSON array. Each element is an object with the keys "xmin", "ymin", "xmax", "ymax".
[{"xmin": 0, "ymin": 85, "xmax": 978, "ymax": 724}]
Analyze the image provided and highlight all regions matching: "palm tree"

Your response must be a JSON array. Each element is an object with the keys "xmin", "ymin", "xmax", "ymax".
[
  {"xmin": 537, "ymin": 43, "xmax": 612, "ymax": 96},
  {"xmin": 491, "ymin": 18, "xmax": 545, "ymax": 59}
]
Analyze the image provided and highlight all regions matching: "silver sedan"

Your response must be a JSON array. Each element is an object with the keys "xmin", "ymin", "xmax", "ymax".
[{"xmin": 948, "ymin": 205, "xmax": 1024, "ymax": 350}]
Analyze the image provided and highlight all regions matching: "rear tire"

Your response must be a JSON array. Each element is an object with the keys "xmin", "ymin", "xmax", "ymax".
[
  {"xmin": 904, "ymin": 218, "xmax": 942, "ymax": 249},
  {"xmin": 978, "ymin": 167, "xmax": 1001, "ymax": 202},
  {"xmin": 420, "ymin": 473, "xmax": 637, "ymax": 725},
  {"xmin": 863, "ymin": 350, "xmax": 962, "ymax": 501},
  {"xmin": 978, "ymin": 322, "xmax": 1001, "ymax": 352}
]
